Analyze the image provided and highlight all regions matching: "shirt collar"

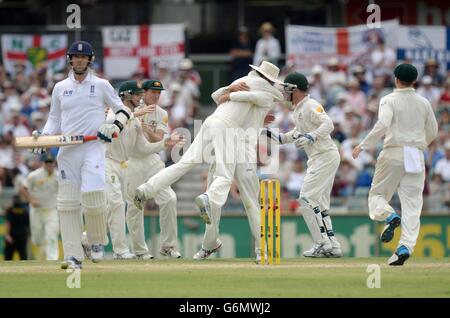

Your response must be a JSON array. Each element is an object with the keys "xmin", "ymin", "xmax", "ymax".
[
  {"xmin": 393, "ymin": 87, "xmax": 415, "ymax": 93},
  {"xmin": 69, "ymin": 70, "xmax": 92, "ymax": 84}
]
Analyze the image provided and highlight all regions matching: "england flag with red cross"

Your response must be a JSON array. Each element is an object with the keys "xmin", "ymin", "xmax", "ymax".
[{"xmin": 102, "ymin": 24, "xmax": 185, "ymax": 79}]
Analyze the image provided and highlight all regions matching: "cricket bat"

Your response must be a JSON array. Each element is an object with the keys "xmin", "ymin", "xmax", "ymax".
[{"xmin": 14, "ymin": 133, "xmax": 117, "ymax": 148}]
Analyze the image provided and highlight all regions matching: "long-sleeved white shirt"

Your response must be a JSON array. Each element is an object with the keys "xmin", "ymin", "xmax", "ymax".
[
  {"xmin": 210, "ymin": 71, "xmax": 283, "ymax": 129},
  {"xmin": 22, "ymin": 167, "xmax": 59, "ymax": 209},
  {"xmin": 360, "ymin": 88, "xmax": 438, "ymax": 159},
  {"xmin": 43, "ymin": 71, "xmax": 125, "ymax": 136},
  {"xmin": 253, "ymin": 36, "xmax": 281, "ymax": 66},
  {"xmin": 105, "ymin": 106, "xmax": 165, "ymax": 162},
  {"xmin": 285, "ymin": 95, "xmax": 337, "ymax": 158}
]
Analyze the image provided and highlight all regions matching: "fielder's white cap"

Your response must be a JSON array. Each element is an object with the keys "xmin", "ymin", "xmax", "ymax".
[{"xmin": 249, "ymin": 61, "xmax": 283, "ymax": 84}]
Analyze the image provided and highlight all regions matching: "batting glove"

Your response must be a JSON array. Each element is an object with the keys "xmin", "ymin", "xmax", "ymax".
[
  {"xmin": 97, "ymin": 123, "xmax": 120, "ymax": 143},
  {"xmin": 30, "ymin": 130, "xmax": 46, "ymax": 155},
  {"xmin": 294, "ymin": 133, "xmax": 315, "ymax": 149}
]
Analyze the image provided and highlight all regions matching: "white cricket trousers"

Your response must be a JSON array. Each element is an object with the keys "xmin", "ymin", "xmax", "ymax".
[
  {"xmin": 201, "ymin": 138, "xmax": 260, "ymax": 253},
  {"xmin": 368, "ymin": 149, "xmax": 425, "ymax": 253},
  {"xmin": 29, "ymin": 207, "xmax": 59, "ymax": 260},
  {"xmin": 139, "ymin": 116, "xmax": 236, "ymax": 208},
  {"xmin": 126, "ymin": 154, "xmax": 178, "ymax": 255},
  {"xmin": 105, "ymin": 158, "xmax": 131, "ymax": 255}
]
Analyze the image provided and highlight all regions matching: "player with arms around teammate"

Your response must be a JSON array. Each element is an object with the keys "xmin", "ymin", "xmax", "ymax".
[
  {"xmin": 20, "ymin": 154, "xmax": 59, "ymax": 260},
  {"xmin": 102, "ymin": 80, "xmax": 183, "ymax": 261},
  {"xmin": 126, "ymin": 80, "xmax": 181, "ymax": 259},
  {"xmin": 32, "ymin": 41, "xmax": 132, "ymax": 269},
  {"xmin": 352, "ymin": 64, "xmax": 438, "ymax": 265},
  {"xmin": 267, "ymin": 72, "xmax": 342, "ymax": 258},
  {"xmin": 191, "ymin": 67, "xmax": 282, "ymax": 262}
]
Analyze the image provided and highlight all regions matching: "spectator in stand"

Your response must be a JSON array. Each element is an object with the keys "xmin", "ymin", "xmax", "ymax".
[
  {"xmin": 322, "ymin": 58, "xmax": 346, "ymax": 107},
  {"xmin": 285, "ymin": 158, "xmax": 305, "ymax": 198},
  {"xmin": 345, "ymin": 78, "xmax": 367, "ymax": 117},
  {"xmin": 253, "ymin": 22, "xmax": 281, "ymax": 67},
  {"xmin": 229, "ymin": 26, "xmax": 253, "ymax": 81},
  {"xmin": 423, "ymin": 58, "xmax": 444, "ymax": 87},
  {"xmin": 351, "ymin": 64, "xmax": 371, "ymax": 95},
  {"xmin": 435, "ymin": 141, "xmax": 450, "ymax": 183},
  {"xmin": 425, "ymin": 139, "xmax": 445, "ymax": 174},
  {"xmin": 417, "ymin": 75, "xmax": 442, "ymax": 110},
  {"xmin": 308, "ymin": 65, "xmax": 326, "ymax": 106},
  {"xmin": 328, "ymin": 92, "xmax": 347, "ymax": 125},
  {"xmin": 439, "ymin": 78, "xmax": 450, "ymax": 109},
  {"xmin": 331, "ymin": 121, "xmax": 347, "ymax": 145},
  {"xmin": 370, "ymin": 37, "xmax": 396, "ymax": 78},
  {"xmin": 438, "ymin": 108, "xmax": 450, "ymax": 133},
  {"xmin": 3, "ymin": 107, "xmax": 30, "ymax": 138}
]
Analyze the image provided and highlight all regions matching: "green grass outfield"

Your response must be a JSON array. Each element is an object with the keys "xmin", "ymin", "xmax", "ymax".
[{"xmin": 0, "ymin": 258, "xmax": 449, "ymax": 297}]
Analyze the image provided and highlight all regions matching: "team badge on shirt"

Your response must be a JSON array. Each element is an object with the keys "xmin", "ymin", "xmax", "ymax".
[
  {"xmin": 315, "ymin": 105, "xmax": 324, "ymax": 113},
  {"xmin": 90, "ymin": 85, "xmax": 96, "ymax": 96},
  {"xmin": 163, "ymin": 116, "xmax": 169, "ymax": 124}
]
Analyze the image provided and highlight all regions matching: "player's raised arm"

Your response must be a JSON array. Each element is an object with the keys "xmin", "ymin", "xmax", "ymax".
[{"xmin": 97, "ymin": 80, "xmax": 132, "ymax": 143}]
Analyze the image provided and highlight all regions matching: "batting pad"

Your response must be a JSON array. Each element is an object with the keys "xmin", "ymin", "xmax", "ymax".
[
  {"xmin": 299, "ymin": 200, "xmax": 322, "ymax": 243},
  {"xmin": 82, "ymin": 190, "xmax": 109, "ymax": 245},
  {"xmin": 57, "ymin": 181, "xmax": 84, "ymax": 260}
]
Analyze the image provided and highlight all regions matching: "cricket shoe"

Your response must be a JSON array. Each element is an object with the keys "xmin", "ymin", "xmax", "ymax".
[
  {"xmin": 81, "ymin": 232, "xmax": 92, "ymax": 260},
  {"xmin": 136, "ymin": 253, "xmax": 154, "ymax": 260},
  {"xmin": 113, "ymin": 251, "xmax": 136, "ymax": 260},
  {"xmin": 91, "ymin": 244, "xmax": 104, "ymax": 263},
  {"xmin": 195, "ymin": 193, "xmax": 212, "ymax": 224},
  {"xmin": 133, "ymin": 187, "xmax": 147, "ymax": 210},
  {"xmin": 303, "ymin": 240, "xmax": 333, "ymax": 258},
  {"xmin": 61, "ymin": 256, "xmax": 82, "ymax": 270},
  {"xmin": 193, "ymin": 241, "xmax": 222, "ymax": 260},
  {"xmin": 160, "ymin": 247, "xmax": 182, "ymax": 258},
  {"xmin": 388, "ymin": 245, "xmax": 410, "ymax": 266},
  {"xmin": 326, "ymin": 238, "xmax": 343, "ymax": 258},
  {"xmin": 381, "ymin": 213, "xmax": 401, "ymax": 243},
  {"xmin": 255, "ymin": 251, "xmax": 262, "ymax": 264}
]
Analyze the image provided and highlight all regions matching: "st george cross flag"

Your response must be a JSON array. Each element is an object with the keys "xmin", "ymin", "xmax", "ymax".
[
  {"xmin": 1, "ymin": 34, "xmax": 68, "ymax": 76},
  {"xmin": 286, "ymin": 20, "xmax": 398, "ymax": 75},
  {"xmin": 102, "ymin": 24, "xmax": 185, "ymax": 79}
]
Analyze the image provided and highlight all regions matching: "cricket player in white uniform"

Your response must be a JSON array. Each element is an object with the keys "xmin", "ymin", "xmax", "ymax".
[
  {"xmin": 126, "ymin": 79, "xmax": 181, "ymax": 259},
  {"xmin": 134, "ymin": 61, "xmax": 283, "ymax": 236},
  {"xmin": 192, "ymin": 80, "xmax": 277, "ymax": 262},
  {"xmin": 353, "ymin": 64, "xmax": 438, "ymax": 265},
  {"xmin": 267, "ymin": 72, "xmax": 342, "ymax": 257},
  {"xmin": 20, "ymin": 154, "xmax": 59, "ymax": 260},
  {"xmin": 32, "ymin": 41, "xmax": 132, "ymax": 269},
  {"xmin": 103, "ymin": 80, "xmax": 183, "ymax": 260}
]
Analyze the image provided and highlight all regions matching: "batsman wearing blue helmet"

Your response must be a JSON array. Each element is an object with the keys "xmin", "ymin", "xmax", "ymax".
[{"xmin": 31, "ymin": 40, "xmax": 131, "ymax": 269}]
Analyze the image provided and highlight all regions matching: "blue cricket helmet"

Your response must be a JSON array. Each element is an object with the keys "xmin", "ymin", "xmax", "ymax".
[{"xmin": 67, "ymin": 40, "xmax": 94, "ymax": 57}]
